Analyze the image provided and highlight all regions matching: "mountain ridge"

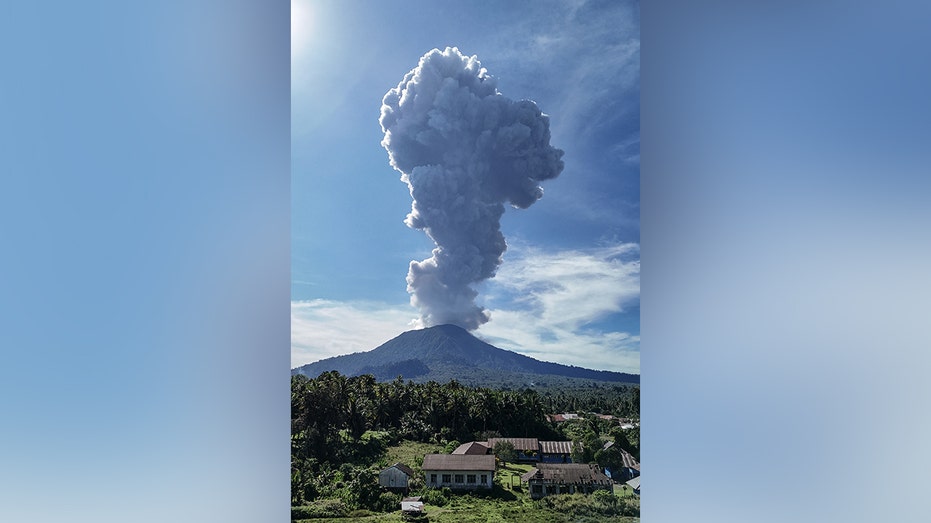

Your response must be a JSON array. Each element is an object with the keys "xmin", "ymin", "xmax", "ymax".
[{"xmin": 291, "ymin": 324, "xmax": 639, "ymax": 387}]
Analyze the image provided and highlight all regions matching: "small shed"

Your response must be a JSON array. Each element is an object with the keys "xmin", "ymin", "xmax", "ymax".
[
  {"xmin": 401, "ymin": 496, "xmax": 424, "ymax": 514},
  {"xmin": 625, "ymin": 476, "xmax": 640, "ymax": 495},
  {"xmin": 379, "ymin": 462, "xmax": 416, "ymax": 490}
]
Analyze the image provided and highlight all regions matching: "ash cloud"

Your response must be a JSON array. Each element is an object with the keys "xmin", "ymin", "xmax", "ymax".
[{"xmin": 380, "ymin": 47, "xmax": 564, "ymax": 330}]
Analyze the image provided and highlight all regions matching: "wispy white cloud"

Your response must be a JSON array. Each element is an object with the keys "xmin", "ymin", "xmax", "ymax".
[
  {"xmin": 292, "ymin": 244, "xmax": 640, "ymax": 374},
  {"xmin": 478, "ymin": 1, "xmax": 639, "ymax": 229},
  {"xmin": 486, "ymin": 0, "xmax": 639, "ymax": 143},
  {"xmin": 488, "ymin": 242, "xmax": 639, "ymax": 329},
  {"xmin": 290, "ymin": 299, "xmax": 417, "ymax": 368},
  {"xmin": 478, "ymin": 308, "xmax": 640, "ymax": 374},
  {"xmin": 477, "ymin": 242, "xmax": 640, "ymax": 373}
]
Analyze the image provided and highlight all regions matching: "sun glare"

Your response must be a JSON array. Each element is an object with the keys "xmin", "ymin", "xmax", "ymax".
[{"xmin": 291, "ymin": 0, "xmax": 312, "ymax": 56}]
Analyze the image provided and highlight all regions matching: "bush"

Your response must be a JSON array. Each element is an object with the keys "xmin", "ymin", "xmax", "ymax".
[
  {"xmin": 420, "ymin": 487, "xmax": 450, "ymax": 507},
  {"xmin": 373, "ymin": 491, "xmax": 402, "ymax": 513},
  {"xmin": 291, "ymin": 498, "xmax": 349, "ymax": 519},
  {"xmin": 443, "ymin": 440, "xmax": 461, "ymax": 453},
  {"xmin": 591, "ymin": 489, "xmax": 617, "ymax": 509}
]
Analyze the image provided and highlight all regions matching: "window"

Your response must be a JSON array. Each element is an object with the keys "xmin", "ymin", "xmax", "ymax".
[
  {"xmin": 442, "ymin": 474, "xmax": 451, "ymax": 483},
  {"xmin": 480, "ymin": 474, "xmax": 487, "ymax": 485},
  {"xmin": 430, "ymin": 474, "xmax": 437, "ymax": 484},
  {"xmin": 454, "ymin": 474, "xmax": 464, "ymax": 483},
  {"xmin": 532, "ymin": 485, "xmax": 542, "ymax": 494},
  {"xmin": 467, "ymin": 474, "xmax": 476, "ymax": 484}
]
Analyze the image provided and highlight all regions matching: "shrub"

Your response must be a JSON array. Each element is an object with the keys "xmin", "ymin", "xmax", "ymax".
[
  {"xmin": 591, "ymin": 489, "xmax": 617, "ymax": 510},
  {"xmin": 373, "ymin": 491, "xmax": 402, "ymax": 513},
  {"xmin": 290, "ymin": 498, "xmax": 349, "ymax": 519},
  {"xmin": 420, "ymin": 487, "xmax": 450, "ymax": 507}
]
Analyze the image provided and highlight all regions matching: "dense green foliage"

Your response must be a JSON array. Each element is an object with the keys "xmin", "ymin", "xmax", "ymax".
[
  {"xmin": 492, "ymin": 440, "xmax": 517, "ymax": 466},
  {"xmin": 291, "ymin": 371, "xmax": 640, "ymax": 518},
  {"xmin": 538, "ymin": 384, "xmax": 639, "ymax": 418},
  {"xmin": 292, "ymin": 372, "xmax": 561, "ymax": 468}
]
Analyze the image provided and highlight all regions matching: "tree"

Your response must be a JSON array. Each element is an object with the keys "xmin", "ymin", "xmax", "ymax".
[
  {"xmin": 594, "ymin": 445, "xmax": 623, "ymax": 474},
  {"xmin": 493, "ymin": 440, "xmax": 517, "ymax": 467}
]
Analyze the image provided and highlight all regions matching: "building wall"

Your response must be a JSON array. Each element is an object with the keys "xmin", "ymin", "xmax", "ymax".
[
  {"xmin": 424, "ymin": 469, "xmax": 493, "ymax": 490},
  {"xmin": 378, "ymin": 467, "xmax": 410, "ymax": 489},
  {"xmin": 540, "ymin": 453, "xmax": 572, "ymax": 463},
  {"xmin": 527, "ymin": 480, "xmax": 612, "ymax": 500}
]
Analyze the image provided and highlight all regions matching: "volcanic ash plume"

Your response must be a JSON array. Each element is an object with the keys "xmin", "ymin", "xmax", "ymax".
[{"xmin": 380, "ymin": 47, "xmax": 564, "ymax": 330}]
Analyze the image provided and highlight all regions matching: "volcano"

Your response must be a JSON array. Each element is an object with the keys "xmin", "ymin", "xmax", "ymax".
[{"xmin": 291, "ymin": 324, "xmax": 638, "ymax": 387}]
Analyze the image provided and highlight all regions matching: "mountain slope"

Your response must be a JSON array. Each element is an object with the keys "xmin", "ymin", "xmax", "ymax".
[{"xmin": 291, "ymin": 324, "xmax": 639, "ymax": 386}]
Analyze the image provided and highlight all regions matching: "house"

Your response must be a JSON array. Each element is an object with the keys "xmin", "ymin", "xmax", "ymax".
[
  {"xmin": 451, "ymin": 441, "xmax": 489, "ymax": 455},
  {"xmin": 378, "ymin": 462, "xmax": 416, "ymax": 490},
  {"xmin": 600, "ymin": 443, "xmax": 640, "ymax": 482},
  {"xmin": 487, "ymin": 437, "xmax": 540, "ymax": 462},
  {"xmin": 546, "ymin": 413, "xmax": 580, "ymax": 423},
  {"xmin": 616, "ymin": 447, "xmax": 640, "ymax": 481},
  {"xmin": 625, "ymin": 476, "xmax": 640, "ymax": 495},
  {"xmin": 422, "ymin": 454, "xmax": 495, "ymax": 490},
  {"xmin": 539, "ymin": 440, "xmax": 574, "ymax": 463},
  {"xmin": 521, "ymin": 463, "xmax": 613, "ymax": 499}
]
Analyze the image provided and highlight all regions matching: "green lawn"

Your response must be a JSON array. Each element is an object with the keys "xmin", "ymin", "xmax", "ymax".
[
  {"xmin": 493, "ymin": 462, "xmax": 533, "ymax": 492},
  {"xmin": 383, "ymin": 440, "xmax": 444, "ymax": 470},
  {"xmin": 295, "ymin": 494, "xmax": 640, "ymax": 523}
]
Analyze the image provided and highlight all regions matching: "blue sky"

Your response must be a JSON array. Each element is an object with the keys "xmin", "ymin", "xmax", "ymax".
[{"xmin": 291, "ymin": 0, "xmax": 640, "ymax": 372}]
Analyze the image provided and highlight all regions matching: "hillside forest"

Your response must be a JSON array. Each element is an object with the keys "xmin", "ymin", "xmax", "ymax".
[{"xmin": 291, "ymin": 371, "xmax": 640, "ymax": 518}]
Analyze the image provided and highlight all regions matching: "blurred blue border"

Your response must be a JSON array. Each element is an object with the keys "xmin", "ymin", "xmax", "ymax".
[{"xmin": 0, "ymin": 2, "xmax": 290, "ymax": 521}]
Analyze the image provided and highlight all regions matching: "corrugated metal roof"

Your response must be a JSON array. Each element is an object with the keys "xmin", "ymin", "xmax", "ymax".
[
  {"xmin": 386, "ymin": 462, "xmax": 416, "ymax": 477},
  {"xmin": 619, "ymin": 448, "xmax": 640, "ymax": 470},
  {"xmin": 539, "ymin": 441, "xmax": 574, "ymax": 454},
  {"xmin": 422, "ymin": 454, "xmax": 496, "ymax": 471},
  {"xmin": 452, "ymin": 441, "xmax": 490, "ymax": 455},
  {"xmin": 520, "ymin": 463, "xmax": 612, "ymax": 485},
  {"xmin": 487, "ymin": 437, "xmax": 539, "ymax": 451},
  {"xmin": 626, "ymin": 476, "xmax": 640, "ymax": 489}
]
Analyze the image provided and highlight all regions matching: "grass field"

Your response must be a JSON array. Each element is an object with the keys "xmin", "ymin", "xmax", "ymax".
[
  {"xmin": 382, "ymin": 441, "xmax": 445, "ymax": 470},
  {"xmin": 296, "ymin": 495, "xmax": 640, "ymax": 523}
]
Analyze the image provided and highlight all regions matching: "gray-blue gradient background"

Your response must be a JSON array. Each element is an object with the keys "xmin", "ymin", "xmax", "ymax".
[
  {"xmin": 2, "ymin": 1, "xmax": 930, "ymax": 521},
  {"xmin": 0, "ymin": 2, "xmax": 289, "ymax": 521},
  {"xmin": 643, "ymin": 1, "xmax": 931, "ymax": 521}
]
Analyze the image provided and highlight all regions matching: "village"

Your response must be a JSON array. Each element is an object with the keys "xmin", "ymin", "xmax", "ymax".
[
  {"xmin": 378, "ymin": 431, "xmax": 640, "ymax": 519},
  {"xmin": 291, "ymin": 372, "xmax": 640, "ymax": 521}
]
